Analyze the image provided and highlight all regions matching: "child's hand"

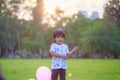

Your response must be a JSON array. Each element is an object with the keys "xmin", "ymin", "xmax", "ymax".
[
  {"xmin": 72, "ymin": 45, "xmax": 79, "ymax": 52},
  {"xmin": 62, "ymin": 55, "xmax": 69, "ymax": 59},
  {"xmin": 68, "ymin": 45, "xmax": 79, "ymax": 57}
]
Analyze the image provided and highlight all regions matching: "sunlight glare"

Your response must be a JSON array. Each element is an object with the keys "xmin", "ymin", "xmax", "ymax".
[
  {"xmin": 44, "ymin": 0, "xmax": 108, "ymax": 18},
  {"xmin": 44, "ymin": 0, "xmax": 65, "ymax": 15}
]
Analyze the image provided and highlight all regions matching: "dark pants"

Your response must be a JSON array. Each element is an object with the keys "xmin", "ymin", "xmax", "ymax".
[{"xmin": 52, "ymin": 68, "xmax": 66, "ymax": 80}]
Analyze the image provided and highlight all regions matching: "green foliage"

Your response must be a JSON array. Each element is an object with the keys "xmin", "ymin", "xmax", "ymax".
[
  {"xmin": 80, "ymin": 20, "xmax": 120, "ymax": 55},
  {"xmin": 0, "ymin": 0, "xmax": 23, "ymax": 57},
  {"xmin": 20, "ymin": 21, "xmax": 47, "ymax": 54},
  {"xmin": 104, "ymin": 0, "xmax": 120, "ymax": 26}
]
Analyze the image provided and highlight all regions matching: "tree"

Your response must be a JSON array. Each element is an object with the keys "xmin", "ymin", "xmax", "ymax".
[
  {"xmin": 0, "ymin": 0, "xmax": 22, "ymax": 58},
  {"xmin": 32, "ymin": 0, "xmax": 44, "ymax": 23},
  {"xmin": 104, "ymin": 0, "xmax": 120, "ymax": 27},
  {"xmin": 80, "ymin": 20, "xmax": 120, "ymax": 58},
  {"xmin": 44, "ymin": 6, "xmax": 64, "ymax": 27},
  {"xmin": 0, "ymin": 0, "xmax": 17, "ymax": 57}
]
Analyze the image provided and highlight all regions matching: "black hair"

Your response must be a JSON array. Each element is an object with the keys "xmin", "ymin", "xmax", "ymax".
[{"xmin": 53, "ymin": 29, "xmax": 65, "ymax": 38}]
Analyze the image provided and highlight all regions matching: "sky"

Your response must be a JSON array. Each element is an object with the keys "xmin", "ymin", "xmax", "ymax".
[
  {"xmin": 18, "ymin": 0, "xmax": 109, "ymax": 20},
  {"xmin": 44, "ymin": 0, "xmax": 108, "ymax": 18}
]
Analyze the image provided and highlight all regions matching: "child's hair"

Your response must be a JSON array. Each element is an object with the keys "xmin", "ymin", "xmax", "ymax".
[{"xmin": 53, "ymin": 29, "xmax": 65, "ymax": 38}]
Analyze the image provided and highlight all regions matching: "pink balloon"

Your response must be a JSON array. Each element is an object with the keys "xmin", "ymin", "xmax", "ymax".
[{"xmin": 36, "ymin": 66, "xmax": 51, "ymax": 80}]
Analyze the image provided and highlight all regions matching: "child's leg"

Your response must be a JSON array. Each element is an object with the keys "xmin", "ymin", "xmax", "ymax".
[
  {"xmin": 59, "ymin": 69, "xmax": 66, "ymax": 80},
  {"xmin": 52, "ymin": 69, "xmax": 59, "ymax": 80}
]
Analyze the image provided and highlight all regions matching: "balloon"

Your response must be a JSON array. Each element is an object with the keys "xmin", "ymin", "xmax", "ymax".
[{"xmin": 36, "ymin": 66, "xmax": 51, "ymax": 80}]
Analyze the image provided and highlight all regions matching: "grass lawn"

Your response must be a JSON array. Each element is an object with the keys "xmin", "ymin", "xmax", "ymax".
[{"xmin": 0, "ymin": 59, "xmax": 120, "ymax": 80}]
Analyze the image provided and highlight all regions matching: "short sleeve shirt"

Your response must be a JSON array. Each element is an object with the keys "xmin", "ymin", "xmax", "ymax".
[{"xmin": 50, "ymin": 43, "xmax": 69, "ymax": 69}]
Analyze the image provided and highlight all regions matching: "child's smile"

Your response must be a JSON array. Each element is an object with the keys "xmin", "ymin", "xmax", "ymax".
[{"xmin": 55, "ymin": 36, "xmax": 64, "ymax": 45}]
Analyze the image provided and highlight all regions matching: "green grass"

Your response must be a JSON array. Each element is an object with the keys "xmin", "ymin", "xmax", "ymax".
[{"xmin": 0, "ymin": 59, "xmax": 120, "ymax": 80}]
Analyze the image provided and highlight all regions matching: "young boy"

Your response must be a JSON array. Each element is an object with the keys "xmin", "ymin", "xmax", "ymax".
[{"xmin": 49, "ymin": 28, "xmax": 79, "ymax": 80}]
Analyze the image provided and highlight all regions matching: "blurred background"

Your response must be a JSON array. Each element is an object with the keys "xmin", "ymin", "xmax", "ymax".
[{"xmin": 0, "ymin": 0, "xmax": 120, "ymax": 59}]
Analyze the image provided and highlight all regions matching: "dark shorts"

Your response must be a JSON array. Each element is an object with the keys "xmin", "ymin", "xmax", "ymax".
[{"xmin": 52, "ymin": 68, "xmax": 66, "ymax": 80}]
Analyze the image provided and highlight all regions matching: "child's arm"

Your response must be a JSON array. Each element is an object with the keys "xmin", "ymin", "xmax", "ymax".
[
  {"xmin": 67, "ymin": 45, "xmax": 79, "ymax": 58},
  {"xmin": 49, "ymin": 45, "xmax": 79, "ymax": 59},
  {"xmin": 49, "ymin": 51, "xmax": 67, "ymax": 58}
]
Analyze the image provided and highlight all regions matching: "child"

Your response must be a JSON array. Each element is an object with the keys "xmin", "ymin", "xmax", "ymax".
[{"xmin": 49, "ymin": 28, "xmax": 79, "ymax": 80}]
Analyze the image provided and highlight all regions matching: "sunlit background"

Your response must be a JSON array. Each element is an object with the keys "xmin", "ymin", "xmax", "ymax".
[
  {"xmin": 44, "ymin": 0, "xmax": 108, "ymax": 18},
  {"xmin": 18, "ymin": 0, "xmax": 108, "ymax": 21}
]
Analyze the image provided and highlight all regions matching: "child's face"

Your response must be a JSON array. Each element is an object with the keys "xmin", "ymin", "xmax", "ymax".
[{"xmin": 54, "ymin": 35, "xmax": 64, "ymax": 45}]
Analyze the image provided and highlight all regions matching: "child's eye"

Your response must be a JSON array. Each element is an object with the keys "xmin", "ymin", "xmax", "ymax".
[{"xmin": 56, "ymin": 36, "xmax": 63, "ymax": 38}]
